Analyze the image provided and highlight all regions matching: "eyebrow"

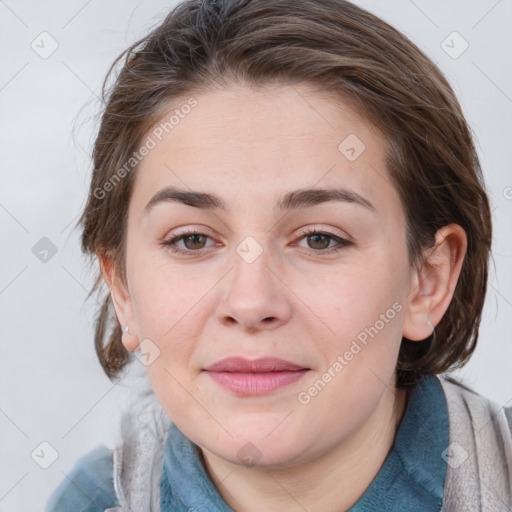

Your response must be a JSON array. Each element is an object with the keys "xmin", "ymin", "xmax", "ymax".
[{"xmin": 144, "ymin": 186, "xmax": 376, "ymax": 213}]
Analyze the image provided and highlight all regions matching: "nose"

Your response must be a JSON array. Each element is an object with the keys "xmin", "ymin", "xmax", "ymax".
[{"xmin": 215, "ymin": 249, "xmax": 292, "ymax": 334}]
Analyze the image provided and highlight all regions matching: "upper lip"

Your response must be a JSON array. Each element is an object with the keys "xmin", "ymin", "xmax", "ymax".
[{"xmin": 203, "ymin": 357, "xmax": 308, "ymax": 373}]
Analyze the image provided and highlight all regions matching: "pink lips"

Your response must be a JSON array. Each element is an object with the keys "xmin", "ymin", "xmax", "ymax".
[{"xmin": 203, "ymin": 357, "xmax": 309, "ymax": 396}]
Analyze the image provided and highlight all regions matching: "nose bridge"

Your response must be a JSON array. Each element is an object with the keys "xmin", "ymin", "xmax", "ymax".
[
  {"xmin": 215, "ymin": 235, "xmax": 292, "ymax": 331},
  {"xmin": 229, "ymin": 236, "xmax": 276, "ymax": 302}
]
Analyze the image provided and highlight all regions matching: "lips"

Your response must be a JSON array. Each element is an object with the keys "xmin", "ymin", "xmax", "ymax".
[
  {"xmin": 203, "ymin": 357, "xmax": 309, "ymax": 396},
  {"xmin": 204, "ymin": 357, "xmax": 307, "ymax": 373}
]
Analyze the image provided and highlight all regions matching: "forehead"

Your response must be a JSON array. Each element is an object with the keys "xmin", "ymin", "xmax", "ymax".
[{"xmin": 131, "ymin": 83, "xmax": 396, "ymax": 213}]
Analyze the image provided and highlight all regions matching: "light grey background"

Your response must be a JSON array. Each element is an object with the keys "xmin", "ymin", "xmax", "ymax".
[{"xmin": 0, "ymin": 1, "xmax": 511, "ymax": 510}]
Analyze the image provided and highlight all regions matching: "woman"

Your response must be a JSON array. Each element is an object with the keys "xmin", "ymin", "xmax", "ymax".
[{"xmin": 46, "ymin": 0, "xmax": 512, "ymax": 510}]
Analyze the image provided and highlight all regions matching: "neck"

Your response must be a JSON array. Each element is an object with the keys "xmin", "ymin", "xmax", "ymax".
[{"xmin": 201, "ymin": 384, "xmax": 409, "ymax": 512}]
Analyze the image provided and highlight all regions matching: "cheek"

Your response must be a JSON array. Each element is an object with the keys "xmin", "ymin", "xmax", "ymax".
[
  {"xmin": 131, "ymin": 270, "xmax": 204, "ymax": 341},
  {"xmin": 127, "ymin": 243, "xmax": 192, "ymax": 322},
  {"xmin": 297, "ymin": 260, "xmax": 407, "ymax": 405},
  {"xmin": 299, "ymin": 261, "xmax": 404, "ymax": 337},
  {"xmin": 127, "ymin": 254, "xmax": 223, "ymax": 374},
  {"xmin": 294, "ymin": 266, "xmax": 405, "ymax": 435},
  {"xmin": 127, "ymin": 263, "xmax": 214, "ymax": 421}
]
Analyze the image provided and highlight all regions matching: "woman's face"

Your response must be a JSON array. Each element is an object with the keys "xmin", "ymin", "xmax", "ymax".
[{"xmin": 119, "ymin": 83, "xmax": 416, "ymax": 468}]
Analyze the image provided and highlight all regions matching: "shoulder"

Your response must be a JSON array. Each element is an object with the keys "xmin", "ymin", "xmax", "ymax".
[
  {"xmin": 436, "ymin": 375, "xmax": 512, "ymax": 507},
  {"xmin": 437, "ymin": 375, "xmax": 512, "ymax": 434},
  {"xmin": 506, "ymin": 407, "xmax": 512, "ymax": 436},
  {"xmin": 45, "ymin": 445, "xmax": 119, "ymax": 512},
  {"xmin": 438, "ymin": 375, "xmax": 512, "ymax": 426}
]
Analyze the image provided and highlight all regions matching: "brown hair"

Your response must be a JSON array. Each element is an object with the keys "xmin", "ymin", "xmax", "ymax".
[{"xmin": 79, "ymin": 0, "xmax": 492, "ymax": 386}]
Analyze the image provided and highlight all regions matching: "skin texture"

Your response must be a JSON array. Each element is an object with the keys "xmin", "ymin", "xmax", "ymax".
[{"xmin": 102, "ymin": 83, "xmax": 467, "ymax": 511}]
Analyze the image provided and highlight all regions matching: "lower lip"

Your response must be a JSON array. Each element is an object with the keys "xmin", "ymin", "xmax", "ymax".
[{"xmin": 205, "ymin": 370, "xmax": 308, "ymax": 396}]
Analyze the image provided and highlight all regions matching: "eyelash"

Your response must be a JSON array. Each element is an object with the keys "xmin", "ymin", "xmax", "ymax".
[{"xmin": 162, "ymin": 228, "xmax": 352, "ymax": 256}]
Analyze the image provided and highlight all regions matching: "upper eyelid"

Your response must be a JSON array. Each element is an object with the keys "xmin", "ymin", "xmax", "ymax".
[
  {"xmin": 166, "ymin": 227, "xmax": 347, "ymax": 241},
  {"xmin": 166, "ymin": 224, "xmax": 348, "ymax": 238}
]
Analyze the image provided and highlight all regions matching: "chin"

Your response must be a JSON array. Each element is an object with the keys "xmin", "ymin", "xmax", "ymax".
[
  {"xmin": 196, "ymin": 420, "xmax": 310, "ymax": 469},
  {"xmin": 206, "ymin": 440, "xmax": 305, "ymax": 469}
]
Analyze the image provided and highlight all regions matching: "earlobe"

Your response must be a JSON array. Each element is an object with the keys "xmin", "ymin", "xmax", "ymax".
[
  {"xmin": 121, "ymin": 325, "xmax": 140, "ymax": 352},
  {"xmin": 98, "ymin": 254, "xmax": 139, "ymax": 351},
  {"xmin": 402, "ymin": 224, "xmax": 467, "ymax": 342}
]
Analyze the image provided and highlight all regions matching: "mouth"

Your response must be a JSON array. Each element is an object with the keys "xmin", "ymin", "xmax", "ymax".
[{"xmin": 202, "ymin": 357, "xmax": 310, "ymax": 396}]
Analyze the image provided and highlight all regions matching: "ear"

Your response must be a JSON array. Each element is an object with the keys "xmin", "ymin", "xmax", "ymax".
[
  {"xmin": 99, "ymin": 253, "xmax": 139, "ymax": 351},
  {"xmin": 402, "ymin": 224, "xmax": 467, "ymax": 341}
]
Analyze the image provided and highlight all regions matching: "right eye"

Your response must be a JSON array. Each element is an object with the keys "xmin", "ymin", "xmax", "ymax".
[{"xmin": 162, "ymin": 230, "xmax": 216, "ymax": 254}]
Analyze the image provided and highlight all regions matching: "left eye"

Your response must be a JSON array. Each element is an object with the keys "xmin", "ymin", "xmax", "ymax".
[{"xmin": 296, "ymin": 230, "xmax": 351, "ymax": 252}]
